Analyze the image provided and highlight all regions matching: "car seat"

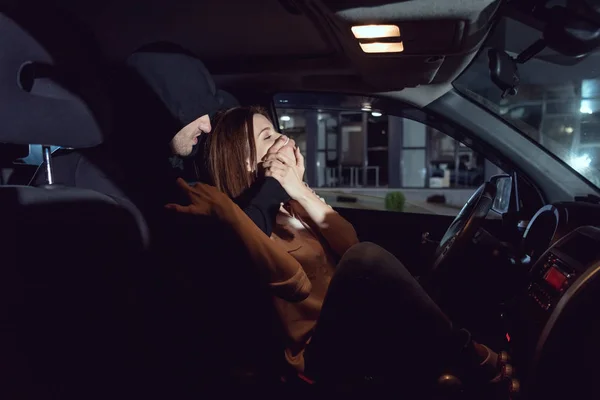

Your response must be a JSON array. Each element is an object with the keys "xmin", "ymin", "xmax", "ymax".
[
  {"xmin": 0, "ymin": 143, "xmax": 37, "ymax": 185},
  {"xmin": 0, "ymin": 7, "xmax": 151, "ymax": 399}
]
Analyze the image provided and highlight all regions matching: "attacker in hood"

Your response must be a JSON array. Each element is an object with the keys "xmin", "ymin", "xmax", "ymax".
[{"xmin": 105, "ymin": 42, "xmax": 222, "ymax": 216}]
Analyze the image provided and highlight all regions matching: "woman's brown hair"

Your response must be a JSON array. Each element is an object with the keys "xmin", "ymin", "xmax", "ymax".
[{"xmin": 205, "ymin": 106, "xmax": 270, "ymax": 198}]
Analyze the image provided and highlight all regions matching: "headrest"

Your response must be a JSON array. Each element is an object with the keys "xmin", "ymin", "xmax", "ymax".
[
  {"xmin": 0, "ymin": 8, "xmax": 111, "ymax": 148},
  {"xmin": 0, "ymin": 144, "xmax": 29, "ymax": 165}
]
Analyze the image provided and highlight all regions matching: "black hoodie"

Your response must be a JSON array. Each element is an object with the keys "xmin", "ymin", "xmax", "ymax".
[
  {"xmin": 104, "ymin": 42, "xmax": 222, "ymax": 214},
  {"xmin": 122, "ymin": 43, "xmax": 289, "ymax": 235},
  {"xmin": 35, "ymin": 42, "xmax": 288, "ymax": 235}
]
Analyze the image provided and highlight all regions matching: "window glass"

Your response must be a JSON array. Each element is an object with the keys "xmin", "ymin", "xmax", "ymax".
[
  {"xmin": 274, "ymin": 93, "xmax": 504, "ymax": 215},
  {"xmin": 403, "ymin": 119, "xmax": 426, "ymax": 148},
  {"xmin": 401, "ymin": 149, "xmax": 426, "ymax": 188},
  {"xmin": 454, "ymin": 17, "xmax": 600, "ymax": 190}
]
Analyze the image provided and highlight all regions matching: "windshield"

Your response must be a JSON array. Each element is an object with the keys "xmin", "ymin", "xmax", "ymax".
[{"xmin": 455, "ymin": 17, "xmax": 600, "ymax": 190}]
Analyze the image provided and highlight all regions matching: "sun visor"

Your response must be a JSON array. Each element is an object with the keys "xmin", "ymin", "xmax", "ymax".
[{"xmin": 0, "ymin": 10, "xmax": 112, "ymax": 148}]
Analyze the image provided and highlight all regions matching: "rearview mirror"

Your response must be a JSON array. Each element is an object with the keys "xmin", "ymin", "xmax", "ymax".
[
  {"xmin": 571, "ymin": 0, "xmax": 600, "ymax": 26},
  {"xmin": 490, "ymin": 175, "xmax": 513, "ymax": 214},
  {"xmin": 488, "ymin": 49, "xmax": 520, "ymax": 98}
]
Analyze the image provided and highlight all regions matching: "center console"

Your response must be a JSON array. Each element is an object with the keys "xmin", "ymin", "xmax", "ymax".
[
  {"xmin": 507, "ymin": 226, "xmax": 600, "ymax": 398},
  {"xmin": 527, "ymin": 252, "xmax": 574, "ymax": 311}
]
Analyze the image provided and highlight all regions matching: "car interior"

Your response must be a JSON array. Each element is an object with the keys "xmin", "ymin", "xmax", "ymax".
[{"xmin": 1, "ymin": 0, "xmax": 600, "ymax": 399}]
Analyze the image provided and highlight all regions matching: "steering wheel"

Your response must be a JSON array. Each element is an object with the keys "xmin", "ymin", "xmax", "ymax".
[{"xmin": 429, "ymin": 182, "xmax": 496, "ymax": 278}]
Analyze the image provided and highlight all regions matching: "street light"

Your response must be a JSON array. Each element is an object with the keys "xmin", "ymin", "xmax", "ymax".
[
  {"xmin": 570, "ymin": 154, "xmax": 592, "ymax": 170},
  {"xmin": 580, "ymin": 100, "xmax": 593, "ymax": 114}
]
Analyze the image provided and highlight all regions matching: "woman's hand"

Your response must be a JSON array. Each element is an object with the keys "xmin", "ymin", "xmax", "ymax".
[
  {"xmin": 260, "ymin": 151, "xmax": 308, "ymax": 201},
  {"xmin": 276, "ymin": 143, "xmax": 305, "ymax": 182},
  {"xmin": 264, "ymin": 136, "xmax": 305, "ymax": 180},
  {"xmin": 293, "ymin": 145, "xmax": 305, "ymax": 181}
]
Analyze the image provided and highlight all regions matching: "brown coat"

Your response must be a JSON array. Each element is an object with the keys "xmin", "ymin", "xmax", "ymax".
[{"xmin": 167, "ymin": 179, "xmax": 359, "ymax": 372}]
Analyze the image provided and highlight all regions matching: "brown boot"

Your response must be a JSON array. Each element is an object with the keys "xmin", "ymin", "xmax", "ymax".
[
  {"xmin": 473, "ymin": 343, "xmax": 504, "ymax": 383},
  {"xmin": 451, "ymin": 332, "xmax": 510, "ymax": 386}
]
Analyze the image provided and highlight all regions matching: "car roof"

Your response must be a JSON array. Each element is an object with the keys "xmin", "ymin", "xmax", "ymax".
[{"xmin": 12, "ymin": 0, "xmax": 501, "ymax": 107}]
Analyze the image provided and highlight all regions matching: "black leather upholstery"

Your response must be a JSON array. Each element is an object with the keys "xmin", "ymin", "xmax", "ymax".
[
  {"xmin": 0, "ymin": 164, "xmax": 37, "ymax": 185},
  {"xmin": 0, "ymin": 143, "xmax": 36, "ymax": 185},
  {"xmin": 0, "ymin": 9, "xmax": 111, "ymax": 148},
  {"xmin": 0, "ymin": 143, "xmax": 28, "ymax": 163},
  {"xmin": 0, "ymin": 186, "xmax": 149, "ymax": 398},
  {"xmin": 0, "ymin": 7, "xmax": 150, "ymax": 399}
]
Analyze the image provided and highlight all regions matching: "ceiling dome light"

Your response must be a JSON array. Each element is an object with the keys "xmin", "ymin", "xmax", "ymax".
[
  {"xmin": 280, "ymin": 115, "xmax": 291, "ymax": 122},
  {"xmin": 351, "ymin": 25, "xmax": 400, "ymax": 39},
  {"xmin": 359, "ymin": 41, "xmax": 404, "ymax": 53},
  {"xmin": 371, "ymin": 111, "xmax": 382, "ymax": 117}
]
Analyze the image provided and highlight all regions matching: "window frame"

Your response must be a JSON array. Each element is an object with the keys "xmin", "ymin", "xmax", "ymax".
[{"xmin": 272, "ymin": 92, "xmax": 514, "ymax": 189}]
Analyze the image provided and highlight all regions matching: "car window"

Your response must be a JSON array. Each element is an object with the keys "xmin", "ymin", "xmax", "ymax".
[
  {"xmin": 274, "ymin": 93, "xmax": 505, "ymax": 216},
  {"xmin": 454, "ymin": 17, "xmax": 600, "ymax": 191}
]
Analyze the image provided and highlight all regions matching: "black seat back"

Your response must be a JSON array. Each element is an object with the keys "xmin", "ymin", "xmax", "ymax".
[
  {"xmin": 0, "ymin": 143, "xmax": 37, "ymax": 185},
  {"xmin": 0, "ymin": 186, "xmax": 147, "ymax": 398},
  {"xmin": 0, "ymin": 7, "xmax": 149, "ymax": 398}
]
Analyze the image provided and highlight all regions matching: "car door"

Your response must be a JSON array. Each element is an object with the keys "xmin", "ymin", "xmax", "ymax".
[
  {"xmin": 336, "ymin": 207, "xmax": 504, "ymax": 275},
  {"xmin": 273, "ymin": 92, "xmax": 505, "ymax": 275}
]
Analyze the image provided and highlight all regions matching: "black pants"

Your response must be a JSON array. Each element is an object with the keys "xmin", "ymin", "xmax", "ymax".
[{"xmin": 304, "ymin": 242, "xmax": 467, "ymax": 386}]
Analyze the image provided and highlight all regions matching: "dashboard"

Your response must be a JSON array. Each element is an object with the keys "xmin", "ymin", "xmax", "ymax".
[
  {"xmin": 503, "ymin": 201, "xmax": 600, "ymax": 399},
  {"xmin": 521, "ymin": 201, "xmax": 600, "ymax": 264}
]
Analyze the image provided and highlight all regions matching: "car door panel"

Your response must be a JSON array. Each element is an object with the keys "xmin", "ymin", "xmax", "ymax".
[{"xmin": 336, "ymin": 208, "xmax": 503, "ymax": 276}]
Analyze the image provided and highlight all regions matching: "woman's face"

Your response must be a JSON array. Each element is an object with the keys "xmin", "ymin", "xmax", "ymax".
[
  {"xmin": 250, "ymin": 113, "xmax": 296, "ymax": 171},
  {"xmin": 252, "ymin": 113, "xmax": 281, "ymax": 162}
]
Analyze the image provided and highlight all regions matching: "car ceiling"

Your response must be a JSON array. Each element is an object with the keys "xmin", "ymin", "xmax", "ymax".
[{"xmin": 5, "ymin": 0, "xmax": 502, "ymax": 106}]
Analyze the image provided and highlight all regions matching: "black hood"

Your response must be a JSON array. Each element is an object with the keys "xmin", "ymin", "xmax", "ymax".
[
  {"xmin": 103, "ymin": 42, "xmax": 221, "ymax": 210},
  {"xmin": 124, "ymin": 42, "xmax": 220, "ymax": 143}
]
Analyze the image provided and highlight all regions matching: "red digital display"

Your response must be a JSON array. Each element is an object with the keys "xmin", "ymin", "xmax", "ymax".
[{"xmin": 544, "ymin": 267, "xmax": 567, "ymax": 292}]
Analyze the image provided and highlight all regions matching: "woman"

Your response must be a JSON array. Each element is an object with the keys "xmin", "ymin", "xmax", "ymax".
[{"xmin": 169, "ymin": 107, "xmax": 504, "ymax": 389}]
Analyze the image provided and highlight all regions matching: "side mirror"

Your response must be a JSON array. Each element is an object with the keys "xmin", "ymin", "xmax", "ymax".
[{"xmin": 490, "ymin": 175, "xmax": 513, "ymax": 214}]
